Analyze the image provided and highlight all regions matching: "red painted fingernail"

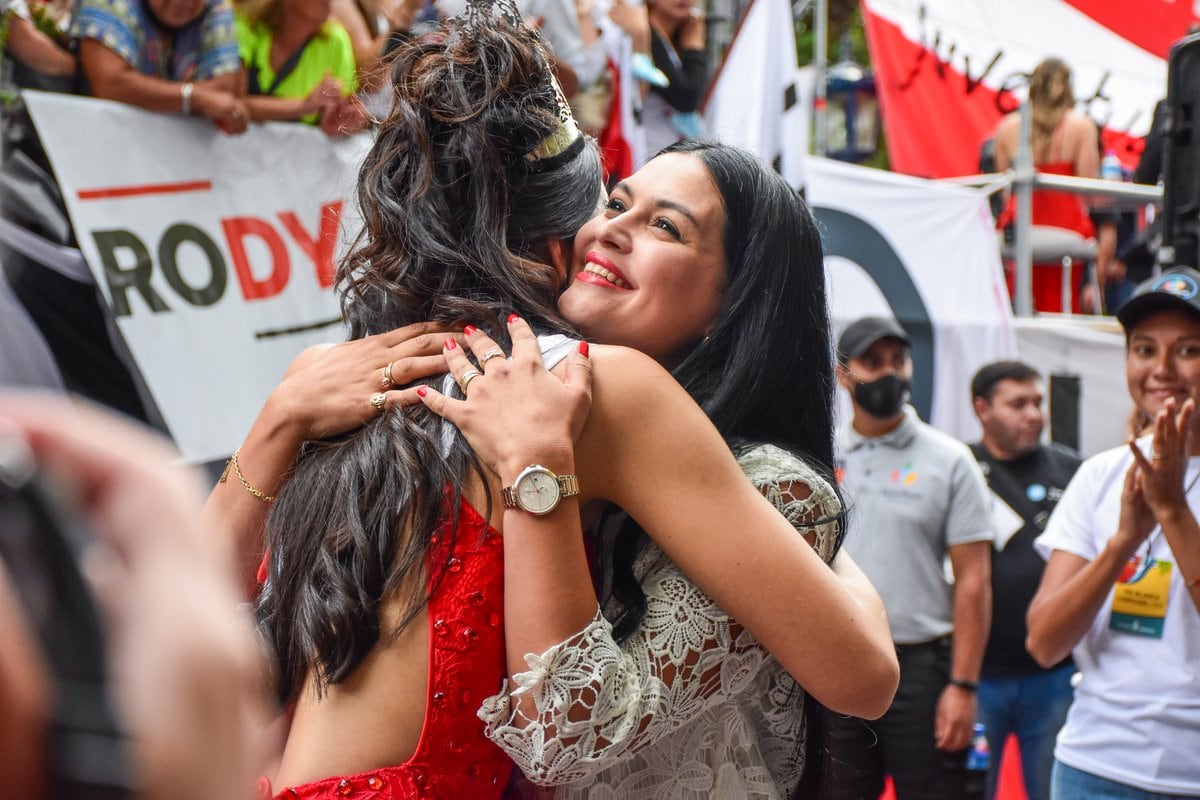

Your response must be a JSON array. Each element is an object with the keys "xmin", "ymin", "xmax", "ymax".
[
  {"xmin": 463, "ymin": 325, "xmax": 478, "ymax": 336},
  {"xmin": 416, "ymin": 386, "xmax": 427, "ymax": 398},
  {"xmin": 579, "ymin": 341, "xmax": 589, "ymax": 356},
  {"xmin": 445, "ymin": 338, "xmax": 457, "ymax": 350},
  {"xmin": 507, "ymin": 313, "xmax": 520, "ymax": 325}
]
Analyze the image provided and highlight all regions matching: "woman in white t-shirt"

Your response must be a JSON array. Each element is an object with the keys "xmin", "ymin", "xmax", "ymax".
[{"xmin": 1027, "ymin": 269, "xmax": 1200, "ymax": 800}]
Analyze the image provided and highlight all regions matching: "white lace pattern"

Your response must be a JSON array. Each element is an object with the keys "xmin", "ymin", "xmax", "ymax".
[{"xmin": 478, "ymin": 444, "xmax": 841, "ymax": 799}]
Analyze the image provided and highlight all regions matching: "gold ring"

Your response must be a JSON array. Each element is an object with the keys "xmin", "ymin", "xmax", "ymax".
[
  {"xmin": 458, "ymin": 368, "xmax": 482, "ymax": 394},
  {"xmin": 369, "ymin": 392, "xmax": 387, "ymax": 411},
  {"xmin": 381, "ymin": 361, "xmax": 395, "ymax": 388},
  {"xmin": 479, "ymin": 349, "xmax": 505, "ymax": 366}
]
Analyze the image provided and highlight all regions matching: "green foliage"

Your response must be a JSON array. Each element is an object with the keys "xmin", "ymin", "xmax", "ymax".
[
  {"xmin": 795, "ymin": 3, "xmax": 890, "ymax": 170},
  {"xmin": 796, "ymin": 3, "xmax": 869, "ymax": 65}
]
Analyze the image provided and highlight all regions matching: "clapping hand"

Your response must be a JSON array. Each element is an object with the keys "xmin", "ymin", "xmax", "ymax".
[{"xmin": 1128, "ymin": 396, "xmax": 1195, "ymax": 526}]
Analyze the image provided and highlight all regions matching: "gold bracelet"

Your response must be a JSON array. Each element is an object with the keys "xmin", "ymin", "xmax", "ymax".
[{"xmin": 220, "ymin": 449, "xmax": 276, "ymax": 503}]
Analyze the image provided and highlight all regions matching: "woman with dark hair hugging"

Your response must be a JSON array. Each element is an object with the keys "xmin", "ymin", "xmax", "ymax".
[
  {"xmin": 418, "ymin": 139, "xmax": 891, "ymax": 799},
  {"xmin": 205, "ymin": 4, "xmax": 897, "ymax": 798}
]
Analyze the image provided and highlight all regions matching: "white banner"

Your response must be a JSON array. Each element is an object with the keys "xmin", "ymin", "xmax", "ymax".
[
  {"xmin": 24, "ymin": 92, "xmax": 370, "ymax": 463},
  {"xmin": 808, "ymin": 157, "xmax": 1017, "ymax": 441}
]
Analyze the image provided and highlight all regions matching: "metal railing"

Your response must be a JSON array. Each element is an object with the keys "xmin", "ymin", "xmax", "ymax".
[{"xmin": 948, "ymin": 101, "xmax": 1163, "ymax": 317}]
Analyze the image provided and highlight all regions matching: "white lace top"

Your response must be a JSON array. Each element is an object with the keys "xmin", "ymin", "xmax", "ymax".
[{"xmin": 478, "ymin": 443, "xmax": 842, "ymax": 799}]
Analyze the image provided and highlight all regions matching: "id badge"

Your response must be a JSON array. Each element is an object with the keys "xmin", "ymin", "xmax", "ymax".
[{"xmin": 1110, "ymin": 555, "xmax": 1174, "ymax": 638}]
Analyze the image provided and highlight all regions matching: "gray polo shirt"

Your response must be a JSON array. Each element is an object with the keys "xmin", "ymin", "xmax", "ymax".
[{"xmin": 836, "ymin": 406, "xmax": 992, "ymax": 645}]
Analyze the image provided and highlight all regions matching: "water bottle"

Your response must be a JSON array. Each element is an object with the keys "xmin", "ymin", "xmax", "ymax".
[
  {"xmin": 966, "ymin": 722, "xmax": 991, "ymax": 771},
  {"xmin": 1101, "ymin": 150, "xmax": 1124, "ymax": 182}
]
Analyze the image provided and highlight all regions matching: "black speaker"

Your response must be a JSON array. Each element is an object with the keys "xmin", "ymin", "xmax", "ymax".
[{"xmin": 1161, "ymin": 33, "xmax": 1200, "ymax": 269}]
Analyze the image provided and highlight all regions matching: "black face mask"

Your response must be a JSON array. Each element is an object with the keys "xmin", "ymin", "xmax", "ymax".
[{"xmin": 854, "ymin": 374, "xmax": 912, "ymax": 419}]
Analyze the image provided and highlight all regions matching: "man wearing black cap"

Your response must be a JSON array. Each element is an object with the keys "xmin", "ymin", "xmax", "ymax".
[
  {"xmin": 1027, "ymin": 269, "xmax": 1200, "ymax": 798},
  {"xmin": 823, "ymin": 316, "xmax": 993, "ymax": 800}
]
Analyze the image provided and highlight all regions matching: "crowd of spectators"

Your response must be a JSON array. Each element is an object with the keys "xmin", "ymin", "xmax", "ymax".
[
  {"xmin": 0, "ymin": 0, "xmax": 707, "ymax": 176},
  {"xmin": 0, "ymin": 0, "xmax": 538, "ymax": 128}
]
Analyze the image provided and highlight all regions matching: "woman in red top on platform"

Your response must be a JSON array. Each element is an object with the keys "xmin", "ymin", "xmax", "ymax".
[{"xmin": 993, "ymin": 57, "xmax": 1111, "ymax": 314}]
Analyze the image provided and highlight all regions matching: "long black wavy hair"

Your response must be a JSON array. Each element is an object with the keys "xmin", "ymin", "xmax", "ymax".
[
  {"xmin": 601, "ymin": 140, "xmax": 841, "ymax": 640},
  {"xmin": 256, "ymin": 15, "xmax": 603, "ymax": 706},
  {"xmin": 593, "ymin": 141, "xmax": 843, "ymax": 799}
]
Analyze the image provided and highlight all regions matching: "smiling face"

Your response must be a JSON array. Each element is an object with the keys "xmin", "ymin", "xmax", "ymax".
[
  {"xmin": 558, "ymin": 153, "xmax": 728, "ymax": 367},
  {"xmin": 1126, "ymin": 308, "xmax": 1200, "ymax": 423}
]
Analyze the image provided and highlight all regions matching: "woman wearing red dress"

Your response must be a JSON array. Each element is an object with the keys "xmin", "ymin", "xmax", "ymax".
[{"xmin": 993, "ymin": 57, "xmax": 1113, "ymax": 314}]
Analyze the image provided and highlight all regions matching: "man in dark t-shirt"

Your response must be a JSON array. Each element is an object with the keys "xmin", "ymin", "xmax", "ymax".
[{"xmin": 968, "ymin": 361, "xmax": 1081, "ymax": 800}]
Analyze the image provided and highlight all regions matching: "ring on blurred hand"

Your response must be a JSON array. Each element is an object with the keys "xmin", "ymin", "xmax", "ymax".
[
  {"xmin": 479, "ymin": 349, "xmax": 505, "ymax": 367},
  {"xmin": 369, "ymin": 392, "xmax": 387, "ymax": 411},
  {"xmin": 381, "ymin": 361, "xmax": 396, "ymax": 388},
  {"xmin": 459, "ymin": 368, "xmax": 482, "ymax": 394}
]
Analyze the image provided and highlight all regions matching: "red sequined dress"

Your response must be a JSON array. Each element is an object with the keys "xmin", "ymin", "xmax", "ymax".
[{"xmin": 265, "ymin": 498, "xmax": 512, "ymax": 800}]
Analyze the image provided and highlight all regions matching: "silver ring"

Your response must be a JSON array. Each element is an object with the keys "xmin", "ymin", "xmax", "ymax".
[
  {"xmin": 369, "ymin": 392, "xmax": 387, "ymax": 411},
  {"xmin": 381, "ymin": 361, "xmax": 396, "ymax": 388},
  {"xmin": 479, "ymin": 349, "xmax": 505, "ymax": 367},
  {"xmin": 458, "ymin": 368, "xmax": 482, "ymax": 394}
]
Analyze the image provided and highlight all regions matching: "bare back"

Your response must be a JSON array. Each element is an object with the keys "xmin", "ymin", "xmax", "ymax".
[
  {"xmin": 993, "ymin": 109, "xmax": 1099, "ymax": 177},
  {"xmin": 273, "ymin": 471, "xmax": 506, "ymax": 789}
]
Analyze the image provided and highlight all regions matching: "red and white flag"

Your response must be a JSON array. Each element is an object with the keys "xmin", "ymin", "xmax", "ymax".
[{"xmin": 862, "ymin": 0, "xmax": 1196, "ymax": 178}]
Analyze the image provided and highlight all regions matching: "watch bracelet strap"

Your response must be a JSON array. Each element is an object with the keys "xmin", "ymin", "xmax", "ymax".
[
  {"xmin": 501, "ymin": 474, "xmax": 580, "ymax": 509},
  {"xmin": 502, "ymin": 485, "xmax": 518, "ymax": 509}
]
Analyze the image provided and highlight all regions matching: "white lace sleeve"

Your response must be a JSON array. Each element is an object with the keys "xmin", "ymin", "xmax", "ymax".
[
  {"xmin": 479, "ymin": 560, "xmax": 757, "ymax": 786},
  {"xmin": 478, "ymin": 443, "xmax": 841, "ymax": 787},
  {"xmin": 737, "ymin": 443, "xmax": 842, "ymax": 564}
]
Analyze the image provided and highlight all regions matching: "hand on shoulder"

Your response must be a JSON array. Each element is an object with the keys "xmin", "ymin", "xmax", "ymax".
[
  {"xmin": 416, "ymin": 317, "xmax": 594, "ymax": 480},
  {"xmin": 267, "ymin": 323, "xmax": 452, "ymax": 441}
]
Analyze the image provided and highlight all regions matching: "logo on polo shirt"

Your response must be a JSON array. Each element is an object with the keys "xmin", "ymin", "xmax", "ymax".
[
  {"xmin": 1154, "ymin": 273, "xmax": 1199, "ymax": 299},
  {"xmin": 891, "ymin": 461, "xmax": 919, "ymax": 486}
]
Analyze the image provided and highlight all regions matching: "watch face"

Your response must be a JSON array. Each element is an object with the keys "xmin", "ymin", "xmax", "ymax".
[{"xmin": 516, "ymin": 469, "xmax": 560, "ymax": 515}]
